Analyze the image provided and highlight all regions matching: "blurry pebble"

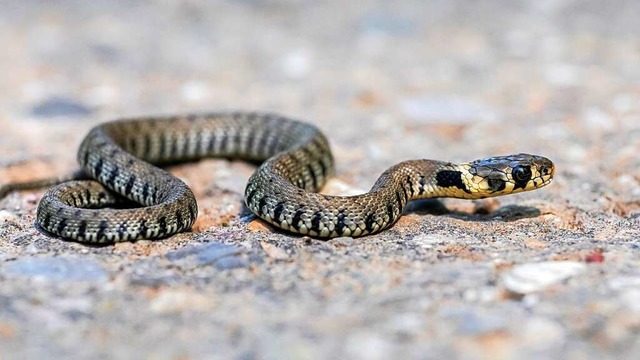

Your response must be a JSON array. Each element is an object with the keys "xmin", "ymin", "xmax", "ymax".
[
  {"xmin": 501, "ymin": 261, "xmax": 586, "ymax": 294},
  {"xmin": 0, "ymin": 210, "xmax": 19, "ymax": 223},
  {"xmin": 3, "ymin": 257, "xmax": 108, "ymax": 282},
  {"xmin": 280, "ymin": 49, "xmax": 311, "ymax": 79},
  {"xmin": 247, "ymin": 219, "xmax": 272, "ymax": 233},
  {"xmin": 30, "ymin": 97, "xmax": 92, "ymax": 118},
  {"xmin": 181, "ymin": 80, "xmax": 211, "ymax": 103}
]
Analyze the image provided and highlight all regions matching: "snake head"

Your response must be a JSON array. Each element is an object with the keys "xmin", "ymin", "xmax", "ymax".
[{"xmin": 463, "ymin": 153, "xmax": 555, "ymax": 197}]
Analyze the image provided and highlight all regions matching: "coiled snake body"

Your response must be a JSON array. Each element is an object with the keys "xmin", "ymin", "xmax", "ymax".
[{"xmin": 1, "ymin": 112, "xmax": 554, "ymax": 243}]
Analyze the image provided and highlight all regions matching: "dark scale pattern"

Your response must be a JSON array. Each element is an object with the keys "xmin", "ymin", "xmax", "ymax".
[
  {"xmin": 435, "ymin": 170, "xmax": 471, "ymax": 193},
  {"xmin": 29, "ymin": 112, "xmax": 555, "ymax": 243}
]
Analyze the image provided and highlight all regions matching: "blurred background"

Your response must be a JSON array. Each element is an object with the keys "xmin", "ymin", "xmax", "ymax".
[
  {"xmin": 1, "ymin": 1, "xmax": 639, "ymax": 359},
  {"xmin": 2, "ymin": 0, "xmax": 638, "ymax": 186}
]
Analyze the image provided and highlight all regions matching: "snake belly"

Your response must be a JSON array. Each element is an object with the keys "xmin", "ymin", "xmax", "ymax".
[{"xmin": 35, "ymin": 112, "xmax": 554, "ymax": 243}]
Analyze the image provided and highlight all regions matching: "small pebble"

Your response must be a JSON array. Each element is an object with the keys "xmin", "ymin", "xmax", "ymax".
[
  {"xmin": 247, "ymin": 219, "xmax": 272, "ymax": 233},
  {"xmin": 0, "ymin": 210, "xmax": 19, "ymax": 223},
  {"xmin": 30, "ymin": 97, "xmax": 93, "ymax": 118},
  {"xmin": 501, "ymin": 261, "xmax": 587, "ymax": 294}
]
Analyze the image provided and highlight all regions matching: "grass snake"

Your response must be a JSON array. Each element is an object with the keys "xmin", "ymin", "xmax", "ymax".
[{"xmin": 0, "ymin": 112, "xmax": 555, "ymax": 243}]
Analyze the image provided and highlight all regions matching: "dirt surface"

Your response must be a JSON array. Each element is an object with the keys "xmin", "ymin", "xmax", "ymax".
[{"xmin": 1, "ymin": 1, "xmax": 639, "ymax": 359}]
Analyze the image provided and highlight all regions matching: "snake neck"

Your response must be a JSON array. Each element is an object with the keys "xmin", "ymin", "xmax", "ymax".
[{"xmin": 371, "ymin": 160, "xmax": 479, "ymax": 201}]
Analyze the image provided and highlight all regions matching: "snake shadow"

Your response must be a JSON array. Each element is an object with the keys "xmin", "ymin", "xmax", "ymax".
[{"xmin": 404, "ymin": 199, "xmax": 541, "ymax": 222}]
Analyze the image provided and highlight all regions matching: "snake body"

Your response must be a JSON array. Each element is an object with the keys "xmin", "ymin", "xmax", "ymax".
[{"xmin": 6, "ymin": 112, "xmax": 554, "ymax": 243}]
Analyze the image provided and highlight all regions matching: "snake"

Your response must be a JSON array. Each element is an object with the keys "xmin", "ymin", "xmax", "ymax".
[{"xmin": 0, "ymin": 112, "xmax": 554, "ymax": 243}]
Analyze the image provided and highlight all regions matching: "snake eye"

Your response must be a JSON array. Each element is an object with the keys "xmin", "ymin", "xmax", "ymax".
[{"xmin": 513, "ymin": 166, "xmax": 532, "ymax": 182}]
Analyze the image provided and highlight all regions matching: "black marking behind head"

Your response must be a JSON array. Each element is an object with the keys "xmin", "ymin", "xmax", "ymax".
[
  {"xmin": 435, "ymin": 170, "xmax": 471, "ymax": 193},
  {"xmin": 512, "ymin": 165, "xmax": 532, "ymax": 190}
]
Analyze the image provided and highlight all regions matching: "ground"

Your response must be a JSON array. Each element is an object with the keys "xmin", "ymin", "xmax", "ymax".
[{"xmin": 0, "ymin": 1, "xmax": 639, "ymax": 359}]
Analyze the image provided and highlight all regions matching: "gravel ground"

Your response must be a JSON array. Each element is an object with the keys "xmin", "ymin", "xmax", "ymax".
[{"xmin": 0, "ymin": 1, "xmax": 639, "ymax": 359}]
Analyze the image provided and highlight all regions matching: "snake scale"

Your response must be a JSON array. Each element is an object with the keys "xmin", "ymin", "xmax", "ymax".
[{"xmin": 0, "ymin": 112, "xmax": 554, "ymax": 243}]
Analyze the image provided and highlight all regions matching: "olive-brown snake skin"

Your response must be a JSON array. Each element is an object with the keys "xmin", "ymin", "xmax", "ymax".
[{"xmin": 0, "ymin": 112, "xmax": 555, "ymax": 243}]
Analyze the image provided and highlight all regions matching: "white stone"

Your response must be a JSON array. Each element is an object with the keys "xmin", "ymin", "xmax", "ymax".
[
  {"xmin": 181, "ymin": 80, "xmax": 212, "ymax": 103},
  {"xmin": 280, "ymin": 49, "xmax": 311, "ymax": 79},
  {"xmin": 0, "ymin": 210, "xmax": 19, "ymax": 223},
  {"xmin": 502, "ymin": 261, "xmax": 587, "ymax": 294}
]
